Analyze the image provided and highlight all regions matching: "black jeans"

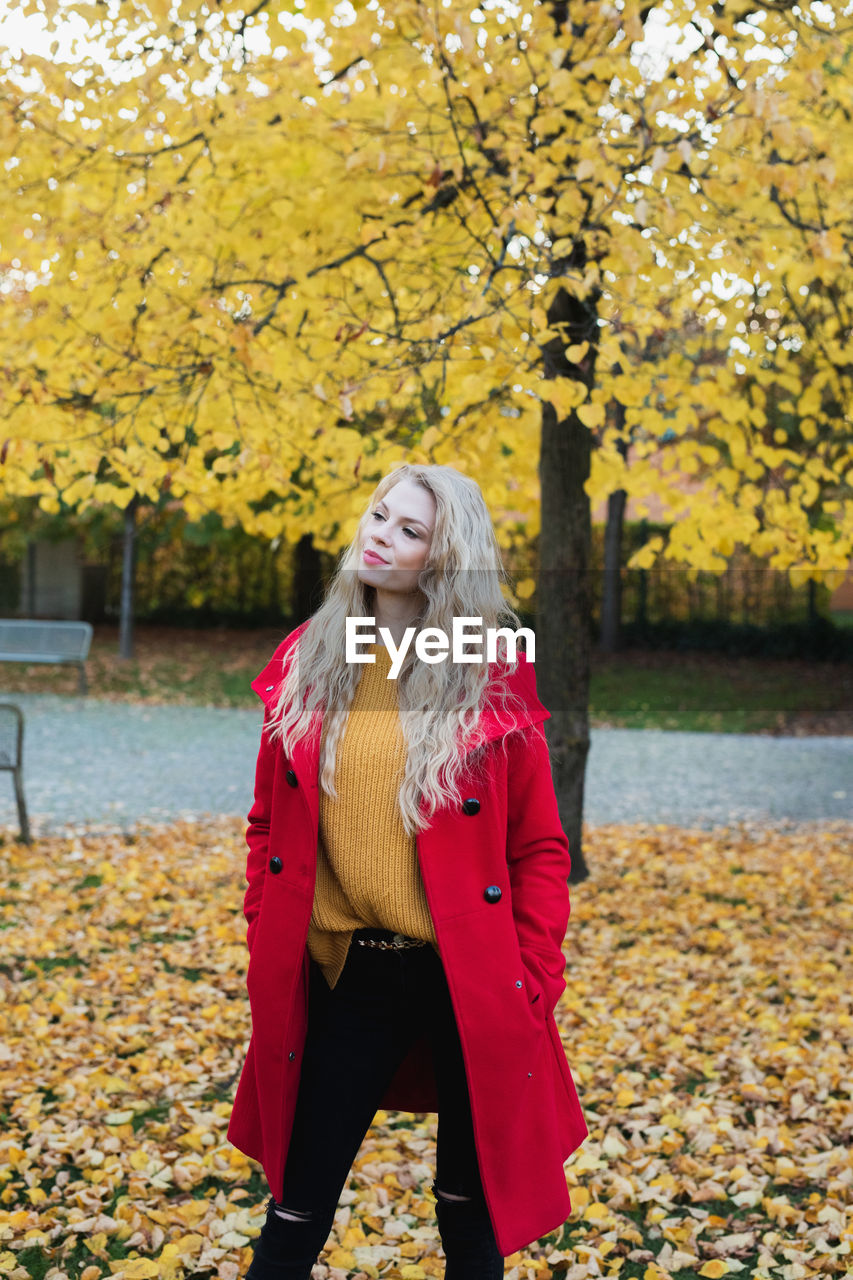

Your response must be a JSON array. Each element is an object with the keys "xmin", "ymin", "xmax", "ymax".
[{"xmin": 245, "ymin": 929, "xmax": 504, "ymax": 1279}]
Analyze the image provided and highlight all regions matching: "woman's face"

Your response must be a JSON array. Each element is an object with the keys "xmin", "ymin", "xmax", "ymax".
[{"xmin": 357, "ymin": 478, "xmax": 436, "ymax": 596}]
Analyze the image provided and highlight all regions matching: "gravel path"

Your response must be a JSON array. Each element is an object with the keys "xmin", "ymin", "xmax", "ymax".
[{"xmin": 1, "ymin": 693, "xmax": 850, "ymax": 838}]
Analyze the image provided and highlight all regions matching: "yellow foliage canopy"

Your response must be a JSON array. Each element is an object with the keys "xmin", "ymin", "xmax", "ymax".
[{"xmin": 0, "ymin": 2, "xmax": 850, "ymax": 573}]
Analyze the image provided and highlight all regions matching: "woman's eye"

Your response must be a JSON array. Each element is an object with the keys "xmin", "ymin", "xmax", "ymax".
[{"xmin": 370, "ymin": 511, "xmax": 417, "ymax": 537}]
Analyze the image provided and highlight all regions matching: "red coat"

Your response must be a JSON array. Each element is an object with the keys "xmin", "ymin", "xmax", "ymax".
[{"xmin": 226, "ymin": 623, "xmax": 587, "ymax": 1256}]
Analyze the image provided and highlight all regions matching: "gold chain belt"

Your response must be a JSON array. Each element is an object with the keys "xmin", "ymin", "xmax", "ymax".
[{"xmin": 355, "ymin": 932, "xmax": 429, "ymax": 951}]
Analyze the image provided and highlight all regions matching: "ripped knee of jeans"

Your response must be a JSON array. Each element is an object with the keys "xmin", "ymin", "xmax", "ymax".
[
  {"xmin": 272, "ymin": 1202, "xmax": 316, "ymax": 1223},
  {"xmin": 431, "ymin": 1180, "xmax": 479, "ymax": 1205}
]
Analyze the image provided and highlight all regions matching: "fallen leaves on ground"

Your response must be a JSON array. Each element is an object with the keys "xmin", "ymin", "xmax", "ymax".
[
  {"xmin": 0, "ymin": 626, "xmax": 281, "ymax": 706},
  {"xmin": 0, "ymin": 818, "xmax": 850, "ymax": 1280}
]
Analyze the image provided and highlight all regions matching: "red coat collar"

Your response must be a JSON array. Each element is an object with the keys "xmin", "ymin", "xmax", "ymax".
[{"xmin": 251, "ymin": 620, "xmax": 548, "ymax": 746}]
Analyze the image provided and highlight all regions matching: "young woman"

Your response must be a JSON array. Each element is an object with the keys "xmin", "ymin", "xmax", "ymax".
[{"xmin": 227, "ymin": 464, "xmax": 587, "ymax": 1279}]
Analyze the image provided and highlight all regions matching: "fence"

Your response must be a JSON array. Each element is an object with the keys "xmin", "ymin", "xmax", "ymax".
[{"xmin": 0, "ymin": 509, "xmax": 839, "ymax": 636}]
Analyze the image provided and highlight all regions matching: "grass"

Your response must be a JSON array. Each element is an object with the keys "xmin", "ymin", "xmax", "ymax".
[
  {"xmin": 590, "ymin": 649, "xmax": 852, "ymax": 734},
  {"xmin": 0, "ymin": 622, "xmax": 849, "ymax": 733}
]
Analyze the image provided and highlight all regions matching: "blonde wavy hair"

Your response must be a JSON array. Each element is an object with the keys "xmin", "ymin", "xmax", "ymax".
[{"xmin": 268, "ymin": 463, "xmax": 530, "ymax": 833}]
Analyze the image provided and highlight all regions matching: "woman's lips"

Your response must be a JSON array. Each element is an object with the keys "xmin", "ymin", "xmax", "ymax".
[{"xmin": 362, "ymin": 549, "xmax": 388, "ymax": 565}]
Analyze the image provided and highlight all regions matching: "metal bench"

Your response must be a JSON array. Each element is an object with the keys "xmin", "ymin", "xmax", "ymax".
[
  {"xmin": 0, "ymin": 703, "xmax": 31, "ymax": 844},
  {"xmin": 0, "ymin": 619, "xmax": 93, "ymax": 694}
]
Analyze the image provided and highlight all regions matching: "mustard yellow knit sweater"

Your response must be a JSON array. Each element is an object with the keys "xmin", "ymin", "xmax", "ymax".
[{"xmin": 307, "ymin": 644, "xmax": 438, "ymax": 987}]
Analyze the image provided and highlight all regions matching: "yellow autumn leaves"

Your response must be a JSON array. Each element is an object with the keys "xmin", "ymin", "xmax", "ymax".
[{"xmin": 0, "ymin": 818, "xmax": 851, "ymax": 1279}]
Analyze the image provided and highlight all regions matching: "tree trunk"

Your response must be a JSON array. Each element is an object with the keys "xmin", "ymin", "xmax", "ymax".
[
  {"xmin": 600, "ymin": 420, "xmax": 628, "ymax": 654},
  {"xmin": 118, "ymin": 497, "xmax": 137, "ymax": 660},
  {"xmin": 267, "ymin": 542, "xmax": 281, "ymax": 617},
  {"xmin": 807, "ymin": 577, "xmax": 818, "ymax": 628},
  {"xmin": 636, "ymin": 518, "xmax": 649, "ymax": 628},
  {"xmin": 537, "ymin": 283, "xmax": 596, "ymax": 884},
  {"xmin": 601, "ymin": 489, "xmax": 626, "ymax": 653},
  {"xmin": 25, "ymin": 541, "xmax": 36, "ymax": 614},
  {"xmin": 293, "ymin": 533, "xmax": 323, "ymax": 625}
]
